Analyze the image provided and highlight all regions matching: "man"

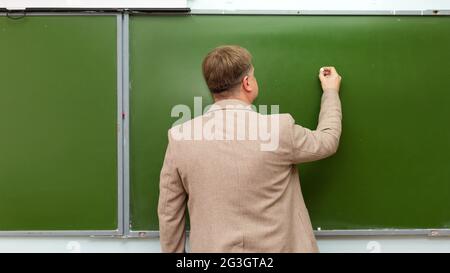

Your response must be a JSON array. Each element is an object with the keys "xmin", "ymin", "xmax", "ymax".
[{"xmin": 158, "ymin": 45, "xmax": 342, "ymax": 252}]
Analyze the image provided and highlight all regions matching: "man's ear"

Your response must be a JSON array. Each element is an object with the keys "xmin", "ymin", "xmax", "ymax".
[{"xmin": 242, "ymin": 75, "xmax": 252, "ymax": 92}]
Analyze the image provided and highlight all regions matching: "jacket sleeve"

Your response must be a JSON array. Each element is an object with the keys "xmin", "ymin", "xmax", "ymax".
[
  {"xmin": 158, "ymin": 133, "xmax": 187, "ymax": 253},
  {"xmin": 289, "ymin": 90, "xmax": 342, "ymax": 164}
]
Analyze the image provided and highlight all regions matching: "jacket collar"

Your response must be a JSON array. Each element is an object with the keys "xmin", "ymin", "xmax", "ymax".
[{"xmin": 206, "ymin": 99, "xmax": 255, "ymax": 113}]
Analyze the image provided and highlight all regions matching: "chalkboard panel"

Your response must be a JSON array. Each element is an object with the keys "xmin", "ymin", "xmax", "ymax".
[
  {"xmin": 0, "ymin": 16, "xmax": 118, "ymax": 231},
  {"xmin": 129, "ymin": 15, "xmax": 450, "ymax": 232}
]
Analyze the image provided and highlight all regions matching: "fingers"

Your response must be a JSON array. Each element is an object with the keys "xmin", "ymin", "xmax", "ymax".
[
  {"xmin": 319, "ymin": 66, "xmax": 341, "ymax": 79},
  {"xmin": 319, "ymin": 66, "xmax": 336, "ymax": 75},
  {"xmin": 318, "ymin": 71, "xmax": 326, "ymax": 81},
  {"xmin": 319, "ymin": 67, "xmax": 330, "ymax": 80}
]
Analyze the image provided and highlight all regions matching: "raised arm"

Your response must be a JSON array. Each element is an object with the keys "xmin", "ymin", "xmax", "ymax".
[{"xmin": 290, "ymin": 66, "xmax": 343, "ymax": 164}]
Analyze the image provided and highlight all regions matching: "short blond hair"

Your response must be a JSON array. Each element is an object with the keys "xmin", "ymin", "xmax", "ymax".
[{"xmin": 202, "ymin": 45, "xmax": 252, "ymax": 93}]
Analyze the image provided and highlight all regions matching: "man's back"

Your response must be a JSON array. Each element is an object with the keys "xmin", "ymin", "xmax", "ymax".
[{"xmin": 158, "ymin": 91, "xmax": 341, "ymax": 252}]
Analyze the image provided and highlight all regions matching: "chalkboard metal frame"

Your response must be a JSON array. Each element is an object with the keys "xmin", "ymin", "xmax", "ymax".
[
  {"xmin": 125, "ymin": 11, "xmax": 450, "ymax": 238},
  {"xmin": 126, "ymin": 229, "xmax": 450, "ymax": 238},
  {"xmin": 2, "ymin": 10, "xmax": 450, "ymax": 237},
  {"xmin": 0, "ymin": 12, "xmax": 125, "ymax": 237},
  {"xmin": 122, "ymin": 13, "xmax": 131, "ymax": 237}
]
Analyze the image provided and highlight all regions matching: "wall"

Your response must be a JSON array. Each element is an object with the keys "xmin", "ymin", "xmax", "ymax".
[
  {"xmin": 0, "ymin": 0, "xmax": 449, "ymax": 252},
  {"xmin": 188, "ymin": 0, "xmax": 450, "ymax": 11},
  {"xmin": 1, "ymin": 236, "xmax": 450, "ymax": 253}
]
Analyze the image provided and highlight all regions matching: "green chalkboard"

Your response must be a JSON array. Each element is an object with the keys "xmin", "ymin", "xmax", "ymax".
[
  {"xmin": 0, "ymin": 16, "xmax": 118, "ymax": 231},
  {"xmin": 130, "ymin": 15, "xmax": 450, "ymax": 231}
]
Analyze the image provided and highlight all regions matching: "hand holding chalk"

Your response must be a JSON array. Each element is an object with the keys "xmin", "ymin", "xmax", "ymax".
[
  {"xmin": 320, "ymin": 67, "xmax": 332, "ymax": 76},
  {"xmin": 318, "ymin": 66, "xmax": 342, "ymax": 93}
]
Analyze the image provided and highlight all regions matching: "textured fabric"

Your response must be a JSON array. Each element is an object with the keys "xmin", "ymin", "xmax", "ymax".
[{"xmin": 158, "ymin": 91, "xmax": 342, "ymax": 253}]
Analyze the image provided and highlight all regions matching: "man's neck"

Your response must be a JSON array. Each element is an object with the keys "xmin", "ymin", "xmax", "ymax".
[{"xmin": 213, "ymin": 93, "xmax": 252, "ymax": 105}]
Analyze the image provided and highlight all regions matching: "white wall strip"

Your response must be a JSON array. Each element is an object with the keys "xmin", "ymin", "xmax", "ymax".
[{"xmin": 188, "ymin": 0, "xmax": 450, "ymax": 11}]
